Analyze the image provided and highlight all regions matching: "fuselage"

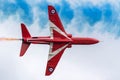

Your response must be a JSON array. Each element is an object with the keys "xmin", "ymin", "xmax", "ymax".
[
  {"xmin": 24, "ymin": 36, "xmax": 99, "ymax": 45},
  {"xmin": 20, "ymin": 5, "xmax": 100, "ymax": 76}
]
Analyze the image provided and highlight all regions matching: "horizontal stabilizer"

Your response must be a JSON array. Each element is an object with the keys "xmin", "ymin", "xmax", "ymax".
[
  {"xmin": 21, "ymin": 23, "xmax": 31, "ymax": 38},
  {"xmin": 20, "ymin": 42, "xmax": 30, "ymax": 56},
  {"xmin": 20, "ymin": 23, "xmax": 31, "ymax": 56}
]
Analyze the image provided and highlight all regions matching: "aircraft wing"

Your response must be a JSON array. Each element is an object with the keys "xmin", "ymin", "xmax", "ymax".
[
  {"xmin": 48, "ymin": 5, "xmax": 70, "ymax": 40},
  {"xmin": 45, "ymin": 42, "xmax": 69, "ymax": 76},
  {"xmin": 45, "ymin": 5, "xmax": 71, "ymax": 76}
]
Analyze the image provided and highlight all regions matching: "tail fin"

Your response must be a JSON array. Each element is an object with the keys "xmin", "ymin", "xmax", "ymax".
[{"xmin": 20, "ymin": 23, "xmax": 31, "ymax": 57}]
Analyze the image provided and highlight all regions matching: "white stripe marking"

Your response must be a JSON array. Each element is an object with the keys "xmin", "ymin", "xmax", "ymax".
[
  {"xmin": 48, "ymin": 43, "xmax": 69, "ymax": 61},
  {"xmin": 49, "ymin": 21, "xmax": 71, "ymax": 40}
]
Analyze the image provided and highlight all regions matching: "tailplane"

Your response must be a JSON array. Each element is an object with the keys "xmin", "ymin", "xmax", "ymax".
[{"xmin": 20, "ymin": 23, "xmax": 31, "ymax": 56}]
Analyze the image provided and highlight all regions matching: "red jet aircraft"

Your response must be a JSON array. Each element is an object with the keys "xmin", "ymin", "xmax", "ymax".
[{"xmin": 20, "ymin": 5, "xmax": 99, "ymax": 76}]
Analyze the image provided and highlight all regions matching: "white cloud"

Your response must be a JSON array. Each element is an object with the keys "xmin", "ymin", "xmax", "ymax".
[
  {"xmin": 47, "ymin": 0, "xmax": 62, "ymax": 4},
  {"xmin": 0, "ymin": 16, "xmax": 21, "ymax": 38},
  {"xmin": 1, "ymin": 0, "xmax": 120, "ymax": 80},
  {"xmin": 1, "ymin": 17, "xmax": 120, "ymax": 80}
]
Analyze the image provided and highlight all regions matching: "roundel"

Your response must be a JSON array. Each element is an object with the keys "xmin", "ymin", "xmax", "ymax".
[
  {"xmin": 51, "ymin": 9, "xmax": 55, "ymax": 14},
  {"xmin": 49, "ymin": 67, "xmax": 54, "ymax": 72}
]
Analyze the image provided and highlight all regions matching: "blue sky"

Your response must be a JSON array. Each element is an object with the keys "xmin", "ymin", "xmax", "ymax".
[
  {"xmin": 1, "ymin": 0, "xmax": 120, "ymax": 36},
  {"xmin": 0, "ymin": 0, "xmax": 120, "ymax": 80}
]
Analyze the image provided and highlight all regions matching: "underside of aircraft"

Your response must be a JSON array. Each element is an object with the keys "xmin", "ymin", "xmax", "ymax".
[{"xmin": 20, "ymin": 5, "xmax": 99, "ymax": 76}]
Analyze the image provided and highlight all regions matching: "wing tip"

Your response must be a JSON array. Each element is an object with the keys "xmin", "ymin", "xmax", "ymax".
[
  {"xmin": 48, "ymin": 5, "xmax": 54, "ymax": 8},
  {"xmin": 45, "ymin": 73, "xmax": 51, "ymax": 76},
  {"xmin": 45, "ymin": 66, "xmax": 55, "ymax": 76},
  {"xmin": 21, "ymin": 23, "xmax": 25, "ymax": 27},
  {"xmin": 48, "ymin": 5, "xmax": 56, "ymax": 14},
  {"xmin": 19, "ymin": 54, "xmax": 23, "ymax": 57}
]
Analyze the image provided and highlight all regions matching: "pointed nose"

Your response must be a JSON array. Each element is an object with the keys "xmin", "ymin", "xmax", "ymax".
[
  {"xmin": 86, "ymin": 38, "xmax": 99, "ymax": 44},
  {"xmin": 93, "ymin": 39, "xmax": 99, "ymax": 44}
]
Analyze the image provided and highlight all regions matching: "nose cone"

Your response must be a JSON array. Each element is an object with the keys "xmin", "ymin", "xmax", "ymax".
[
  {"xmin": 92, "ymin": 39, "xmax": 99, "ymax": 44},
  {"xmin": 85, "ymin": 38, "xmax": 99, "ymax": 44},
  {"xmin": 71, "ymin": 37, "xmax": 99, "ymax": 45},
  {"xmin": 83, "ymin": 38, "xmax": 99, "ymax": 44}
]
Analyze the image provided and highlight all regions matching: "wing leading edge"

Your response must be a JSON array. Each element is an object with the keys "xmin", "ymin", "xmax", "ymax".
[
  {"xmin": 45, "ymin": 5, "xmax": 70, "ymax": 76},
  {"xmin": 48, "ymin": 5, "xmax": 67, "ymax": 35},
  {"xmin": 45, "ymin": 43, "xmax": 69, "ymax": 76},
  {"xmin": 48, "ymin": 5, "xmax": 71, "ymax": 40}
]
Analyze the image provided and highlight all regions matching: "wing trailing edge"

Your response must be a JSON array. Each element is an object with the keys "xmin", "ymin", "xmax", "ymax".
[{"xmin": 45, "ymin": 43, "xmax": 69, "ymax": 76}]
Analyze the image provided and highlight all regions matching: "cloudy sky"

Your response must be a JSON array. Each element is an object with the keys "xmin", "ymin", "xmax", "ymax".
[{"xmin": 0, "ymin": 0, "xmax": 120, "ymax": 80}]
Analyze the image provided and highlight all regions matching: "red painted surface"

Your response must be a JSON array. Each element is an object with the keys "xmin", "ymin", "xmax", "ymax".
[
  {"xmin": 25, "ymin": 36, "xmax": 99, "ymax": 45},
  {"xmin": 45, "ymin": 43, "xmax": 67, "ymax": 75},
  {"xmin": 20, "ymin": 5, "xmax": 99, "ymax": 76}
]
